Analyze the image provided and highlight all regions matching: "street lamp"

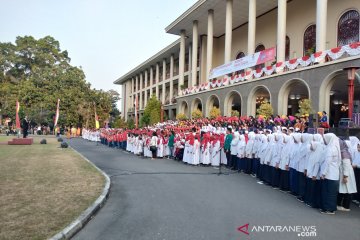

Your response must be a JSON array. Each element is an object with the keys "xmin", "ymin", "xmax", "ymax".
[{"xmin": 343, "ymin": 66, "xmax": 360, "ymax": 119}]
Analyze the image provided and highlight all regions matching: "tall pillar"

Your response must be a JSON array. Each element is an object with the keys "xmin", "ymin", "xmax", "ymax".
[
  {"xmin": 170, "ymin": 55, "xmax": 174, "ymax": 102},
  {"xmin": 179, "ymin": 30, "xmax": 186, "ymax": 93},
  {"xmin": 156, "ymin": 63, "xmax": 160, "ymax": 99},
  {"xmin": 207, "ymin": 9, "xmax": 214, "ymax": 80},
  {"xmin": 131, "ymin": 78, "xmax": 134, "ymax": 94},
  {"xmin": 248, "ymin": 0, "xmax": 256, "ymax": 55},
  {"xmin": 191, "ymin": 20, "xmax": 199, "ymax": 87},
  {"xmin": 150, "ymin": 67, "xmax": 154, "ymax": 97},
  {"xmin": 144, "ymin": 69, "xmax": 148, "ymax": 88},
  {"xmin": 139, "ymin": 74, "xmax": 143, "ymax": 109},
  {"xmin": 316, "ymin": 0, "xmax": 328, "ymax": 53},
  {"xmin": 224, "ymin": 0, "xmax": 233, "ymax": 63},
  {"xmin": 277, "ymin": 0, "xmax": 287, "ymax": 63},
  {"xmin": 162, "ymin": 59, "xmax": 166, "ymax": 104},
  {"xmin": 189, "ymin": 44, "xmax": 192, "ymax": 75},
  {"xmin": 144, "ymin": 70, "xmax": 148, "ymax": 106},
  {"xmin": 135, "ymin": 75, "xmax": 139, "ymax": 93}
]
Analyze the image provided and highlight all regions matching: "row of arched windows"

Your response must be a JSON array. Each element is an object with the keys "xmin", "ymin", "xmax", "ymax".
[{"xmin": 236, "ymin": 9, "xmax": 359, "ymax": 61}]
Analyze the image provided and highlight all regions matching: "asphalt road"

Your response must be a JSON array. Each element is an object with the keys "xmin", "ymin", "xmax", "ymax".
[{"xmin": 70, "ymin": 138, "xmax": 360, "ymax": 240}]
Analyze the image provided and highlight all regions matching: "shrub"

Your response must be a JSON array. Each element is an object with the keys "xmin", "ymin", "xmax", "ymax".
[
  {"xmin": 209, "ymin": 107, "xmax": 221, "ymax": 119},
  {"xmin": 176, "ymin": 113, "xmax": 187, "ymax": 120},
  {"xmin": 191, "ymin": 109, "xmax": 203, "ymax": 119},
  {"xmin": 256, "ymin": 102, "xmax": 273, "ymax": 119},
  {"xmin": 231, "ymin": 110, "xmax": 240, "ymax": 117},
  {"xmin": 60, "ymin": 142, "xmax": 68, "ymax": 148},
  {"xmin": 297, "ymin": 99, "xmax": 312, "ymax": 117}
]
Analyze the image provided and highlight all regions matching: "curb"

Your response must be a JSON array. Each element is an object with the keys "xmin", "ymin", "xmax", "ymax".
[{"xmin": 50, "ymin": 145, "xmax": 111, "ymax": 240}]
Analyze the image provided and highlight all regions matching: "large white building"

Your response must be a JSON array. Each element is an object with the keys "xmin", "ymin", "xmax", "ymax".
[{"xmin": 115, "ymin": 0, "xmax": 360, "ymax": 126}]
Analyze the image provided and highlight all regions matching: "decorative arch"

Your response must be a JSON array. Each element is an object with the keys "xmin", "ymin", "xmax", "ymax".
[
  {"xmin": 191, "ymin": 98, "xmax": 203, "ymax": 113},
  {"xmin": 319, "ymin": 70, "xmax": 347, "ymax": 120},
  {"xmin": 277, "ymin": 79, "xmax": 311, "ymax": 115},
  {"xmin": 179, "ymin": 100, "xmax": 189, "ymax": 117},
  {"xmin": 247, "ymin": 85, "xmax": 271, "ymax": 116},
  {"xmin": 206, "ymin": 95, "xmax": 220, "ymax": 117},
  {"xmin": 338, "ymin": 9, "xmax": 360, "ymax": 46},
  {"xmin": 303, "ymin": 24, "xmax": 316, "ymax": 55},
  {"xmin": 224, "ymin": 91, "xmax": 243, "ymax": 116}
]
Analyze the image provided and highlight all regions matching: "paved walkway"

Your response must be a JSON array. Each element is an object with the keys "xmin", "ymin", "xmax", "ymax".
[{"xmin": 70, "ymin": 138, "xmax": 360, "ymax": 240}]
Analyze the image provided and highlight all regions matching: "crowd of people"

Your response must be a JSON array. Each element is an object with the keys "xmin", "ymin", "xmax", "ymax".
[{"xmin": 82, "ymin": 114, "xmax": 360, "ymax": 215}]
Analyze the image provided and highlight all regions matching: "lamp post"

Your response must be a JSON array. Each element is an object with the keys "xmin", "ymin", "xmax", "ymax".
[{"xmin": 344, "ymin": 66, "xmax": 360, "ymax": 119}]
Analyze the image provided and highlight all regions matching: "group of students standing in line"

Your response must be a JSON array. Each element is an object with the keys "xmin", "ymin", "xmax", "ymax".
[{"xmin": 88, "ymin": 124, "xmax": 360, "ymax": 215}]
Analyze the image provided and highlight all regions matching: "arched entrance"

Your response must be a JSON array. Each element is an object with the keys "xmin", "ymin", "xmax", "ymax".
[
  {"xmin": 319, "ymin": 70, "xmax": 360, "ymax": 127},
  {"xmin": 278, "ymin": 79, "xmax": 310, "ymax": 116},
  {"xmin": 224, "ymin": 91, "xmax": 242, "ymax": 116},
  {"xmin": 247, "ymin": 86, "xmax": 271, "ymax": 116},
  {"xmin": 179, "ymin": 101, "xmax": 189, "ymax": 118},
  {"xmin": 191, "ymin": 98, "xmax": 203, "ymax": 113},
  {"xmin": 206, "ymin": 95, "xmax": 220, "ymax": 117}
]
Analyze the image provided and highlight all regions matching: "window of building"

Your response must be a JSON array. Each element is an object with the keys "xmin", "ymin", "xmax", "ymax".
[
  {"xmin": 235, "ymin": 52, "xmax": 245, "ymax": 75},
  {"xmin": 255, "ymin": 44, "xmax": 265, "ymax": 69},
  {"xmin": 303, "ymin": 24, "xmax": 316, "ymax": 56},
  {"xmin": 338, "ymin": 10, "xmax": 360, "ymax": 46},
  {"xmin": 236, "ymin": 51, "xmax": 245, "ymax": 60},
  {"xmin": 286, "ymin": 36, "xmax": 290, "ymax": 60}
]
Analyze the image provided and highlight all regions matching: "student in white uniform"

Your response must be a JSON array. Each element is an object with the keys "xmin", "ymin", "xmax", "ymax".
[
  {"xmin": 289, "ymin": 133, "xmax": 302, "ymax": 196},
  {"xmin": 230, "ymin": 131, "xmax": 240, "ymax": 170},
  {"xmin": 352, "ymin": 140, "xmax": 360, "ymax": 204},
  {"xmin": 337, "ymin": 139, "xmax": 357, "ymax": 211},
  {"xmin": 304, "ymin": 134, "xmax": 325, "ymax": 208},
  {"xmin": 297, "ymin": 133, "xmax": 312, "ymax": 202},
  {"xmin": 237, "ymin": 134, "xmax": 247, "ymax": 173},
  {"xmin": 271, "ymin": 133, "xmax": 283, "ymax": 189},
  {"xmin": 320, "ymin": 133, "xmax": 341, "ymax": 214},
  {"xmin": 279, "ymin": 135, "xmax": 292, "ymax": 192}
]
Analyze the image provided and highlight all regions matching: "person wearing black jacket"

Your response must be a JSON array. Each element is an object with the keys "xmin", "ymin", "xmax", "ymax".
[{"xmin": 22, "ymin": 116, "xmax": 29, "ymax": 138}]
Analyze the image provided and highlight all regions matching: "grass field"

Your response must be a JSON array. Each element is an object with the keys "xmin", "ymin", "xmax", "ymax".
[{"xmin": 0, "ymin": 136, "xmax": 105, "ymax": 240}]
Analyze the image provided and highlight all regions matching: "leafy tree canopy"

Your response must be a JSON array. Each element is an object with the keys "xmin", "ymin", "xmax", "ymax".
[{"xmin": 0, "ymin": 35, "xmax": 117, "ymax": 128}]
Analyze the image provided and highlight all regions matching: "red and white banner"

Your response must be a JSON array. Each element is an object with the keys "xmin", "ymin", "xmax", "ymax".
[
  {"xmin": 54, "ymin": 99, "xmax": 60, "ymax": 127},
  {"xmin": 15, "ymin": 101, "xmax": 20, "ymax": 129},
  {"xmin": 208, "ymin": 47, "xmax": 276, "ymax": 79}
]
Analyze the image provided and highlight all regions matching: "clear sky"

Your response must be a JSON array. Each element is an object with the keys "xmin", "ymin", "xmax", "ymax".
[{"xmin": 0, "ymin": 0, "xmax": 196, "ymax": 94}]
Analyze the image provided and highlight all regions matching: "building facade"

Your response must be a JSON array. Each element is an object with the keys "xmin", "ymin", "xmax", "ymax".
[{"xmin": 114, "ymin": 0, "xmax": 360, "ymax": 126}]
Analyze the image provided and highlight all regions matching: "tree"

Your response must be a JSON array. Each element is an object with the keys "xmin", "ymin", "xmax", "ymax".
[
  {"xmin": 127, "ymin": 118, "xmax": 135, "ymax": 129},
  {"xmin": 0, "ymin": 35, "xmax": 112, "ymax": 129},
  {"xmin": 113, "ymin": 117, "xmax": 127, "ymax": 128},
  {"xmin": 142, "ymin": 95, "xmax": 161, "ymax": 125},
  {"xmin": 257, "ymin": 103, "xmax": 273, "ymax": 119},
  {"xmin": 297, "ymin": 99, "xmax": 312, "ymax": 117},
  {"xmin": 176, "ymin": 113, "xmax": 187, "ymax": 120},
  {"xmin": 209, "ymin": 107, "xmax": 221, "ymax": 119},
  {"xmin": 191, "ymin": 109, "xmax": 203, "ymax": 119}
]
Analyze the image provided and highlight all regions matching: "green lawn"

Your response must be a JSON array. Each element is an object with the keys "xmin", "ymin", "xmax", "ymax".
[{"xmin": 0, "ymin": 137, "xmax": 105, "ymax": 240}]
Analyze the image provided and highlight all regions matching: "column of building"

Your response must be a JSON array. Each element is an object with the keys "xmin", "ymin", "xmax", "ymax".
[
  {"xmin": 178, "ymin": 30, "xmax": 186, "ymax": 94},
  {"xmin": 162, "ymin": 59, "xmax": 166, "ymax": 104}
]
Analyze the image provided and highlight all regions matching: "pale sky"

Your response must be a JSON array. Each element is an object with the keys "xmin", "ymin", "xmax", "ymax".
[{"xmin": 0, "ymin": 0, "xmax": 197, "ymax": 94}]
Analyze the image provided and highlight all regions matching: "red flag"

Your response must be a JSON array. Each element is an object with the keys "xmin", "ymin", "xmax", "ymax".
[
  {"xmin": 15, "ymin": 101, "xmax": 20, "ymax": 129},
  {"xmin": 54, "ymin": 99, "xmax": 60, "ymax": 127}
]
